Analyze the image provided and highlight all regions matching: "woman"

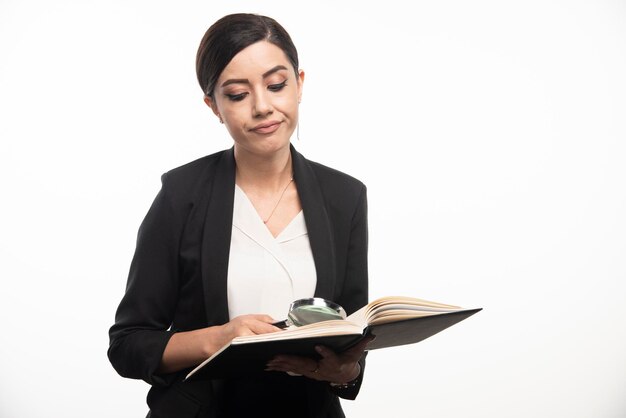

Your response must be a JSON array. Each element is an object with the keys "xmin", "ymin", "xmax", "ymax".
[{"xmin": 108, "ymin": 13, "xmax": 370, "ymax": 418}]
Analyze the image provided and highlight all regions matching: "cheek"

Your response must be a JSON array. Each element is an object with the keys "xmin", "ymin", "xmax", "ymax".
[
  {"xmin": 227, "ymin": 118, "xmax": 248, "ymax": 138},
  {"xmin": 276, "ymin": 96, "xmax": 299, "ymax": 115},
  {"xmin": 221, "ymin": 108, "xmax": 245, "ymax": 126},
  {"xmin": 219, "ymin": 111, "xmax": 243, "ymax": 135}
]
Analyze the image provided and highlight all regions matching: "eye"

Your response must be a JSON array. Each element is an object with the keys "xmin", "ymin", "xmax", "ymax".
[
  {"xmin": 226, "ymin": 92, "xmax": 248, "ymax": 102},
  {"xmin": 268, "ymin": 80, "xmax": 287, "ymax": 92}
]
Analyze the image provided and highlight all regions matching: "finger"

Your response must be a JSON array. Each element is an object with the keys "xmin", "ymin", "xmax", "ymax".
[
  {"xmin": 313, "ymin": 340, "xmax": 364, "ymax": 366},
  {"xmin": 266, "ymin": 361, "xmax": 315, "ymax": 375},
  {"xmin": 341, "ymin": 335, "xmax": 375, "ymax": 360},
  {"xmin": 249, "ymin": 314, "xmax": 277, "ymax": 324},
  {"xmin": 314, "ymin": 345, "xmax": 339, "ymax": 362},
  {"xmin": 248, "ymin": 320, "xmax": 282, "ymax": 335},
  {"xmin": 267, "ymin": 354, "xmax": 309, "ymax": 367},
  {"xmin": 266, "ymin": 355, "xmax": 319, "ymax": 375},
  {"xmin": 351, "ymin": 334, "xmax": 375, "ymax": 351}
]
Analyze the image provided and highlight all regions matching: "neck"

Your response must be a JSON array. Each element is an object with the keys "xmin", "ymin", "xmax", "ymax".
[{"xmin": 234, "ymin": 145, "xmax": 293, "ymax": 193}]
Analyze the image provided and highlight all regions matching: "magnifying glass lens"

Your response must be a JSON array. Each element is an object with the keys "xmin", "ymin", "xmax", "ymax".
[
  {"xmin": 288, "ymin": 305, "xmax": 345, "ymax": 326},
  {"xmin": 273, "ymin": 298, "xmax": 347, "ymax": 329}
]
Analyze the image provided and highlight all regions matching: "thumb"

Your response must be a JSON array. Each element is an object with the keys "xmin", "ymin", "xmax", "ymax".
[{"xmin": 343, "ymin": 334, "xmax": 375, "ymax": 358}]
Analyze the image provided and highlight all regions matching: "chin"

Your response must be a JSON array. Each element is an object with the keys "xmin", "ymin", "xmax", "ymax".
[{"xmin": 238, "ymin": 138, "xmax": 291, "ymax": 156}]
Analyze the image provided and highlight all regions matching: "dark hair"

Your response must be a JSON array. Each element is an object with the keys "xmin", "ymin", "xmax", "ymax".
[{"xmin": 196, "ymin": 13, "xmax": 299, "ymax": 98}]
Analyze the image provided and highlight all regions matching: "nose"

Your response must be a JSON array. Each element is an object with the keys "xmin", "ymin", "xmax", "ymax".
[{"xmin": 252, "ymin": 89, "xmax": 273, "ymax": 118}]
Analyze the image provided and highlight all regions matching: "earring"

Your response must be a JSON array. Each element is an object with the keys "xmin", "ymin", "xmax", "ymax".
[
  {"xmin": 297, "ymin": 101, "xmax": 301, "ymax": 140},
  {"xmin": 219, "ymin": 116, "xmax": 224, "ymax": 124}
]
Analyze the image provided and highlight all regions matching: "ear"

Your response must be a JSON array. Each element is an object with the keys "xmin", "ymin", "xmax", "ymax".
[
  {"xmin": 203, "ymin": 95, "xmax": 222, "ymax": 121},
  {"xmin": 297, "ymin": 69, "xmax": 305, "ymax": 103}
]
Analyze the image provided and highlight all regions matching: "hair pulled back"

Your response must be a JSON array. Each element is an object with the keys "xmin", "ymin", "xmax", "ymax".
[{"xmin": 196, "ymin": 13, "xmax": 299, "ymax": 98}]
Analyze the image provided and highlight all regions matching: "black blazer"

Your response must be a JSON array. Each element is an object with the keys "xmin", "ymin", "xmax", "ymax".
[{"xmin": 108, "ymin": 146, "xmax": 368, "ymax": 418}]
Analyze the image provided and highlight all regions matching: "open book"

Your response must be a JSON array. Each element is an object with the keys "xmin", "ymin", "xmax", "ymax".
[{"xmin": 185, "ymin": 296, "xmax": 481, "ymax": 381}]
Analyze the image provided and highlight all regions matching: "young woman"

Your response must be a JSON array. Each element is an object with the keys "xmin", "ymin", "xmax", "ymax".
[{"xmin": 108, "ymin": 13, "xmax": 370, "ymax": 417}]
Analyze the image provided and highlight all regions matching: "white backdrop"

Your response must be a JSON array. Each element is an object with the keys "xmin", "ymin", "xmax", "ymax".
[{"xmin": 1, "ymin": 1, "xmax": 625, "ymax": 417}]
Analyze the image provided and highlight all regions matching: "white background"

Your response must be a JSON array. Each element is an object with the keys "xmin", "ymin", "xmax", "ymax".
[{"xmin": 1, "ymin": 1, "xmax": 625, "ymax": 417}]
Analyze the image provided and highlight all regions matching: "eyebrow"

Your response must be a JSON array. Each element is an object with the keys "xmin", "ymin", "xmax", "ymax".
[{"xmin": 220, "ymin": 65, "xmax": 289, "ymax": 88}]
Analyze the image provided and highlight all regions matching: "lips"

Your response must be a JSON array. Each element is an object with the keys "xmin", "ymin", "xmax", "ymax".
[{"xmin": 251, "ymin": 121, "xmax": 281, "ymax": 134}]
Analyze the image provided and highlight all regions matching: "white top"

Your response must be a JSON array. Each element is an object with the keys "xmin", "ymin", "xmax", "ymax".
[{"xmin": 227, "ymin": 185, "xmax": 317, "ymax": 321}]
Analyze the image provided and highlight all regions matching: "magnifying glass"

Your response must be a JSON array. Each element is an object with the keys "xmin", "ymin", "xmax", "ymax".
[{"xmin": 273, "ymin": 298, "xmax": 347, "ymax": 329}]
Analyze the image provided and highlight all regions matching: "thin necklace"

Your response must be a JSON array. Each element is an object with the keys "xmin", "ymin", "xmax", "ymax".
[{"xmin": 263, "ymin": 175, "xmax": 294, "ymax": 224}]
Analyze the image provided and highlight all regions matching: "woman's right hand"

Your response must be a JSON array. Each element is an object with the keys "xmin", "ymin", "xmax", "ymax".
[
  {"xmin": 216, "ymin": 314, "xmax": 281, "ymax": 346},
  {"xmin": 158, "ymin": 314, "xmax": 280, "ymax": 374}
]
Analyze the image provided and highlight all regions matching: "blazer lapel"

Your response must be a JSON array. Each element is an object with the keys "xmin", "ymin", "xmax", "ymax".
[
  {"xmin": 291, "ymin": 145, "xmax": 337, "ymax": 300},
  {"xmin": 200, "ymin": 148, "xmax": 236, "ymax": 325}
]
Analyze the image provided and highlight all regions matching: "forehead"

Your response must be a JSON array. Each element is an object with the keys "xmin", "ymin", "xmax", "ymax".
[{"xmin": 218, "ymin": 41, "xmax": 293, "ymax": 81}]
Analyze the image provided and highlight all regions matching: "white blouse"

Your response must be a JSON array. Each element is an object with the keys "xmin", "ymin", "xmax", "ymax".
[{"xmin": 227, "ymin": 185, "xmax": 317, "ymax": 321}]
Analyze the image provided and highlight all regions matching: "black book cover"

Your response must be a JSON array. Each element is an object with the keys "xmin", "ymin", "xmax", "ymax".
[{"xmin": 186, "ymin": 308, "xmax": 481, "ymax": 381}]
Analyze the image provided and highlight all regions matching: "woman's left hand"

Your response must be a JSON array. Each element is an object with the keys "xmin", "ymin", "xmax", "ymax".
[{"xmin": 265, "ymin": 334, "xmax": 375, "ymax": 383}]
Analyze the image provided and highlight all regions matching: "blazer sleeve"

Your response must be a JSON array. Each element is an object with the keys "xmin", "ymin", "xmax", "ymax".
[
  {"xmin": 107, "ymin": 173, "xmax": 183, "ymax": 387},
  {"xmin": 334, "ymin": 183, "xmax": 369, "ymax": 400}
]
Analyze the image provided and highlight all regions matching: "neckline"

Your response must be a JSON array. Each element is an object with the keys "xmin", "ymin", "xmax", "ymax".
[{"xmin": 234, "ymin": 184, "xmax": 304, "ymax": 240}]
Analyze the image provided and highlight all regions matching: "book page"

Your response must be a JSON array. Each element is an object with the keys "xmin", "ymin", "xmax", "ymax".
[
  {"xmin": 368, "ymin": 311, "xmax": 444, "ymax": 326},
  {"xmin": 345, "ymin": 305, "xmax": 368, "ymax": 327},
  {"xmin": 229, "ymin": 296, "xmax": 464, "ymax": 345},
  {"xmin": 367, "ymin": 296, "xmax": 460, "ymax": 310},
  {"xmin": 372, "ymin": 304, "xmax": 460, "ymax": 313},
  {"xmin": 231, "ymin": 319, "xmax": 364, "ymax": 345},
  {"xmin": 363, "ymin": 296, "xmax": 463, "ymax": 323}
]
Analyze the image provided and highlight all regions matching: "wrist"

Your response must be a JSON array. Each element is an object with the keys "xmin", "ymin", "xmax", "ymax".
[
  {"xmin": 346, "ymin": 362, "xmax": 361, "ymax": 382},
  {"xmin": 201, "ymin": 326, "xmax": 224, "ymax": 358},
  {"xmin": 330, "ymin": 363, "xmax": 360, "ymax": 388},
  {"xmin": 329, "ymin": 377, "xmax": 359, "ymax": 390}
]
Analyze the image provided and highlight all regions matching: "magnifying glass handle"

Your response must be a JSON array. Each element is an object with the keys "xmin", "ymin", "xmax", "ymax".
[{"xmin": 272, "ymin": 319, "xmax": 289, "ymax": 329}]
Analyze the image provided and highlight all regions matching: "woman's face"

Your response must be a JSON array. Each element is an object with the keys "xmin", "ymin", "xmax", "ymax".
[{"xmin": 206, "ymin": 41, "xmax": 304, "ymax": 157}]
